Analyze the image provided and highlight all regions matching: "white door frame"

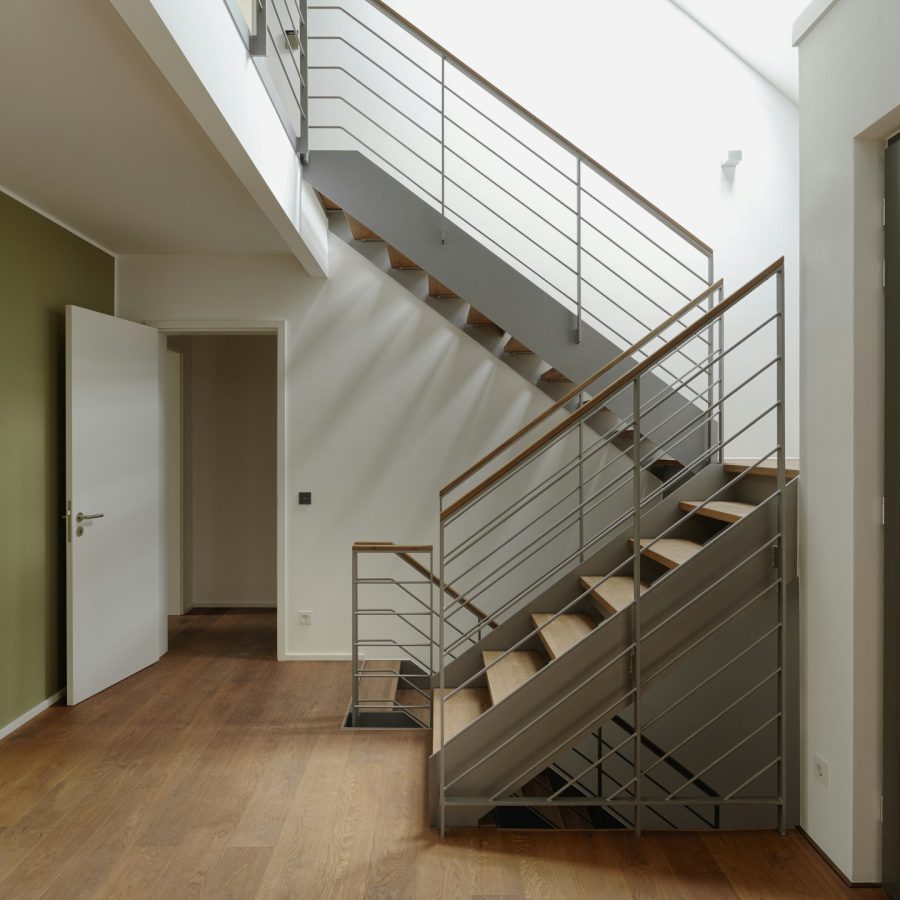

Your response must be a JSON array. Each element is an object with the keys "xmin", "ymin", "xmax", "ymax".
[{"xmin": 148, "ymin": 320, "xmax": 287, "ymax": 660}]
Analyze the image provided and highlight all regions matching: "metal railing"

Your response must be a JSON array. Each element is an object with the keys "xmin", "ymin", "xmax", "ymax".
[
  {"xmin": 307, "ymin": 0, "xmax": 715, "ymax": 360},
  {"xmin": 223, "ymin": 0, "xmax": 310, "ymax": 159},
  {"xmin": 436, "ymin": 258, "xmax": 789, "ymax": 835},
  {"xmin": 350, "ymin": 542, "xmax": 438, "ymax": 727}
]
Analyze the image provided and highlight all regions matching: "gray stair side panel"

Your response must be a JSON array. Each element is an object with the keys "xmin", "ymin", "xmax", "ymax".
[
  {"xmin": 306, "ymin": 150, "xmax": 706, "ymax": 466},
  {"xmin": 436, "ymin": 501, "xmax": 783, "ymax": 801}
]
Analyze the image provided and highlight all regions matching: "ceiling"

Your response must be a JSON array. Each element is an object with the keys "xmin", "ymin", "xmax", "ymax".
[
  {"xmin": 0, "ymin": 0, "xmax": 289, "ymax": 255},
  {"xmin": 668, "ymin": 0, "xmax": 807, "ymax": 104}
]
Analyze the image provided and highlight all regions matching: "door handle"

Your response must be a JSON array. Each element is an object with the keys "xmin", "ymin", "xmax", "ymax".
[{"xmin": 76, "ymin": 513, "xmax": 104, "ymax": 522}]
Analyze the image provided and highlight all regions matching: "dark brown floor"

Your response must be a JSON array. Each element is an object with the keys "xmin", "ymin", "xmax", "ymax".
[{"xmin": 0, "ymin": 610, "xmax": 887, "ymax": 898}]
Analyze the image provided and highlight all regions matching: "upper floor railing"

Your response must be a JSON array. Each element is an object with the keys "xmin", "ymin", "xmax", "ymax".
[{"xmin": 306, "ymin": 0, "xmax": 715, "ymax": 361}]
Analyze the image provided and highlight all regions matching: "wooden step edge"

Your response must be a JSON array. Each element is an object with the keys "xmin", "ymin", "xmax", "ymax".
[
  {"xmin": 504, "ymin": 337, "xmax": 532, "ymax": 355},
  {"xmin": 432, "ymin": 688, "xmax": 491, "ymax": 753},
  {"xmin": 482, "ymin": 650, "xmax": 544, "ymax": 705},
  {"xmin": 630, "ymin": 538, "xmax": 704, "ymax": 570},
  {"xmin": 358, "ymin": 659, "xmax": 402, "ymax": 709},
  {"xmin": 724, "ymin": 463, "xmax": 800, "ymax": 480},
  {"xmin": 678, "ymin": 500, "xmax": 756, "ymax": 524},
  {"xmin": 579, "ymin": 576, "xmax": 648, "ymax": 616},
  {"xmin": 386, "ymin": 245, "xmax": 421, "ymax": 270},
  {"xmin": 531, "ymin": 613, "xmax": 596, "ymax": 659},
  {"xmin": 540, "ymin": 368, "xmax": 572, "ymax": 384},
  {"xmin": 317, "ymin": 192, "xmax": 342, "ymax": 212},
  {"xmin": 428, "ymin": 275, "xmax": 458, "ymax": 298},
  {"xmin": 344, "ymin": 213, "xmax": 382, "ymax": 242}
]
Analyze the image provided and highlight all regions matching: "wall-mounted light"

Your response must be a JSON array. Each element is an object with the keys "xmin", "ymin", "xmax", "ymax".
[
  {"xmin": 722, "ymin": 150, "xmax": 743, "ymax": 170},
  {"xmin": 285, "ymin": 29, "xmax": 300, "ymax": 51}
]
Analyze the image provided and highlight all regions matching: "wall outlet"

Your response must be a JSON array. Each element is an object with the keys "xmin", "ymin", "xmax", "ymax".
[
  {"xmin": 298, "ymin": 611, "xmax": 312, "ymax": 626},
  {"xmin": 813, "ymin": 754, "xmax": 830, "ymax": 788}
]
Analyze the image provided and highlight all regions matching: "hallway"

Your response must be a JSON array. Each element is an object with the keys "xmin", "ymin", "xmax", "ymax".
[{"xmin": 0, "ymin": 611, "xmax": 884, "ymax": 898}]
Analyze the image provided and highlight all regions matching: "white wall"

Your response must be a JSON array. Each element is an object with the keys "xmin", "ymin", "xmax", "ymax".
[
  {"xmin": 117, "ymin": 236, "xmax": 581, "ymax": 657},
  {"xmin": 795, "ymin": 0, "xmax": 900, "ymax": 883},
  {"xmin": 313, "ymin": 0, "xmax": 800, "ymax": 461}
]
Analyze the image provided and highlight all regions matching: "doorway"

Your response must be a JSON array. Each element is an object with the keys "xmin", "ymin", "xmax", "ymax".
[{"xmin": 164, "ymin": 333, "xmax": 279, "ymax": 644}]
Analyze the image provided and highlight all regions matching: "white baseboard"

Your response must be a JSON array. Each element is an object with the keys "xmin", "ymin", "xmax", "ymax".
[
  {"xmin": 0, "ymin": 688, "xmax": 66, "ymax": 742},
  {"xmin": 280, "ymin": 652, "xmax": 354, "ymax": 661}
]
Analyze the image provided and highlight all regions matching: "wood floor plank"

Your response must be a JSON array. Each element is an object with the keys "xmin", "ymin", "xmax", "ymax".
[{"xmin": 0, "ymin": 611, "xmax": 883, "ymax": 900}]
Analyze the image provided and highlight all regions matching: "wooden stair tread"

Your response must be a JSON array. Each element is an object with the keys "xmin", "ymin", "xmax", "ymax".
[
  {"xmin": 725, "ymin": 463, "xmax": 800, "ymax": 479},
  {"xmin": 482, "ymin": 650, "xmax": 544, "ymax": 705},
  {"xmin": 386, "ymin": 245, "xmax": 420, "ymax": 270},
  {"xmin": 540, "ymin": 368, "xmax": 571, "ymax": 383},
  {"xmin": 467, "ymin": 307, "xmax": 500, "ymax": 327},
  {"xmin": 679, "ymin": 500, "xmax": 756, "ymax": 524},
  {"xmin": 345, "ymin": 213, "xmax": 381, "ymax": 242},
  {"xmin": 579, "ymin": 575, "xmax": 648, "ymax": 615},
  {"xmin": 318, "ymin": 192, "xmax": 341, "ymax": 212},
  {"xmin": 531, "ymin": 613, "xmax": 596, "ymax": 659},
  {"xmin": 631, "ymin": 537, "xmax": 704, "ymax": 569},
  {"xmin": 429, "ymin": 275, "xmax": 458, "ymax": 298},
  {"xmin": 358, "ymin": 659, "xmax": 401, "ymax": 709},
  {"xmin": 504, "ymin": 337, "xmax": 532, "ymax": 355},
  {"xmin": 432, "ymin": 688, "xmax": 490, "ymax": 752}
]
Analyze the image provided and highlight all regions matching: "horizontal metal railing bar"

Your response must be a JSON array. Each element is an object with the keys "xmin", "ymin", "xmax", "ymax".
[
  {"xmin": 309, "ymin": 64, "xmax": 440, "ymax": 140},
  {"xmin": 446, "ymin": 405, "xmax": 776, "ymax": 650},
  {"xmin": 440, "ymin": 278, "xmax": 722, "ymax": 499},
  {"xmin": 442, "ymin": 84, "xmax": 577, "ymax": 186},
  {"xmin": 310, "ymin": 91, "xmax": 436, "ymax": 143},
  {"xmin": 310, "ymin": 96, "xmax": 442, "ymax": 174},
  {"xmin": 308, "ymin": 9, "xmax": 441, "ymax": 84},
  {"xmin": 724, "ymin": 757, "xmax": 781, "ymax": 802},
  {"xmin": 547, "ymin": 732, "xmax": 639, "ymax": 800},
  {"xmin": 443, "ymin": 114, "xmax": 578, "ymax": 215},
  {"xmin": 666, "ymin": 712, "xmax": 781, "ymax": 800},
  {"xmin": 580, "ymin": 185, "xmax": 709, "ymax": 283},
  {"xmin": 444, "ymin": 174, "xmax": 578, "ymax": 278},
  {"xmin": 355, "ymin": 578, "xmax": 431, "ymax": 585},
  {"xmin": 441, "ymin": 260, "xmax": 783, "ymax": 519},
  {"xmin": 442, "ymin": 797, "xmax": 780, "ymax": 808},
  {"xmin": 351, "ymin": 0, "xmax": 713, "ymax": 255},
  {"xmin": 270, "ymin": 1, "xmax": 308, "ymax": 82},
  {"xmin": 633, "ymin": 670, "xmax": 782, "ymax": 789},
  {"xmin": 310, "ymin": 124, "xmax": 443, "ymax": 204},
  {"xmin": 309, "ymin": 40, "xmax": 443, "ymax": 113},
  {"xmin": 445, "ymin": 145, "xmax": 578, "ymax": 247},
  {"xmin": 443, "ymin": 654, "xmax": 636, "ymax": 789},
  {"xmin": 356, "ymin": 639, "xmax": 432, "ymax": 647},
  {"xmin": 355, "ymin": 609, "xmax": 431, "ymax": 616},
  {"xmin": 643, "ymin": 622, "xmax": 781, "ymax": 731},
  {"xmin": 581, "ymin": 215, "xmax": 693, "ymax": 302},
  {"xmin": 267, "ymin": 24, "xmax": 306, "ymax": 112}
]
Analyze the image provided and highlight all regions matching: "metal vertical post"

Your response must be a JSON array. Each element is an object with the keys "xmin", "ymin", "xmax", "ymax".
[
  {"xmin": 775, "ymin": 264, "xmax": 787, "ymax": 835},
  {"xmin": 578, "ymin": 391, "xmax": 585, "ymax": 562},
  {"xmin": 575, "ymin": 158, "xmax": 583, "ymax": 343},
  {"xmin": 439, "ymin": 516, "xmax": 447, "ymax": 837},
  {"xmin": 440, "ymin": 55, "xmax": 446, "ymax": 244},
  {"xmin": 632, "ymin": 376, "xmax": 643, "ymax": 837},
  {"xmin": 250, "ymin": 0, "xmax": 267, "ymax": 56},
  {"xmin": 351, "ymin": 546, "xmax": 359, "ymax": 727},
  {"xmin": 429, "ymin": 546, "xmax": 435, "ymax": 729},
  {"xmin": 716, "ymin": 281, "xmax": 726, "ymax": 464},
  {"xmin": 298, "ymin": 0, "xmax": 309, "ymax": 163},
  {"xmin": 706, "ymin": 253, "xmax": 716, "ymax": 460}
]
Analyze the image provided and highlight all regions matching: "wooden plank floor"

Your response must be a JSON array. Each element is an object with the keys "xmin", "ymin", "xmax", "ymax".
[{"xmin": 0, "ymin": 610, "xmax": 886, "ymax": 899}]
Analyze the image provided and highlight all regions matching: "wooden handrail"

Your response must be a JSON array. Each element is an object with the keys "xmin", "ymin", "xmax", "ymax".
[
  {"xmin": 359, "ymin": 0, "xmax": 713, "ymax": 257},
  {"xmin": 441, "ymin": 259, "xmax": 785, "ymax": 521},
  {"xmin": 440, "ymin": 279, "xmax": 724, "ymax": 498}
]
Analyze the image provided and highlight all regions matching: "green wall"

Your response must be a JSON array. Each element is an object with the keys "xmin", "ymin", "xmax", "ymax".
[{"xmin": 0, "ymin": 191, "xmax": 114, "ymax": 731}]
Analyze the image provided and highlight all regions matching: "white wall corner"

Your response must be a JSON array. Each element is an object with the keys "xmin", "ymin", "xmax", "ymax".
[
  {"xmin": 108, "ymin": 0, "xmax": 328, "ymax": 277},
  {"xmin": 793, "ymin": 0, "xmax": 840, "ymax": 46}
]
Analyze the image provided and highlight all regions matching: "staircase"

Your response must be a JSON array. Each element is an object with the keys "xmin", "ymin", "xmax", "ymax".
[{"xmin": 304, "ymin": 0, "xmax": 796, "ymax": 835}]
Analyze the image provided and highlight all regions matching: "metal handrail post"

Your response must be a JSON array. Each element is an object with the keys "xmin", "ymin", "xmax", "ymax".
[
  {"xmin": 578, "ymin": 391, "xmax": 586, "ymax": 562},
  {"xmin": 351, "ymin": 546, "xmax": 360, "ymax": 727},
  {"xmin": 439, "ymin": 514, "xmax": 447, "ymax": 837},
  {"xmin": 706, "ymin": 254, "xmax": 716, "ymax": 458},
  {"xmin": 429, "ymin": 545, "xmax": 435, "ymax": 728},
  {"xmin": 716, "ymin": 282, "xmax": 726, "ymax": 464},
  {"xmin": 632, "ymin": 375, "xmax": 643, "ymax": 836},
  {"xmin": 440, "ymin": 55, "xmax": 446, "ymax": 244},
  {"xmin": 575, "ymin": 157, "xmax": 583, "ymax": 343},
  {"xmin": 776, "ymin": 264, "xmax": 787, "ymax": 834},
  {"xmin": 299, "ymin": 0, "xmax": 309, "ymax": 163}
]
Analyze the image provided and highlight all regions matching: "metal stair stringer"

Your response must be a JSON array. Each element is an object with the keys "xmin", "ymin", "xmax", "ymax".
[
  {"xmin": 431, "ymin": 487, "xmax": 793, "ymax": 827},
  {"xmin": 305, "ymin": 149, "xmax": 707, "ymax": 468}
]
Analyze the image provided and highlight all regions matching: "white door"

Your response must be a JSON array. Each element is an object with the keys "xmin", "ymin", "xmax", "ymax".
[{"xmin": 66, "ymin": 306, "xmax": 164, "ymax": 705}]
